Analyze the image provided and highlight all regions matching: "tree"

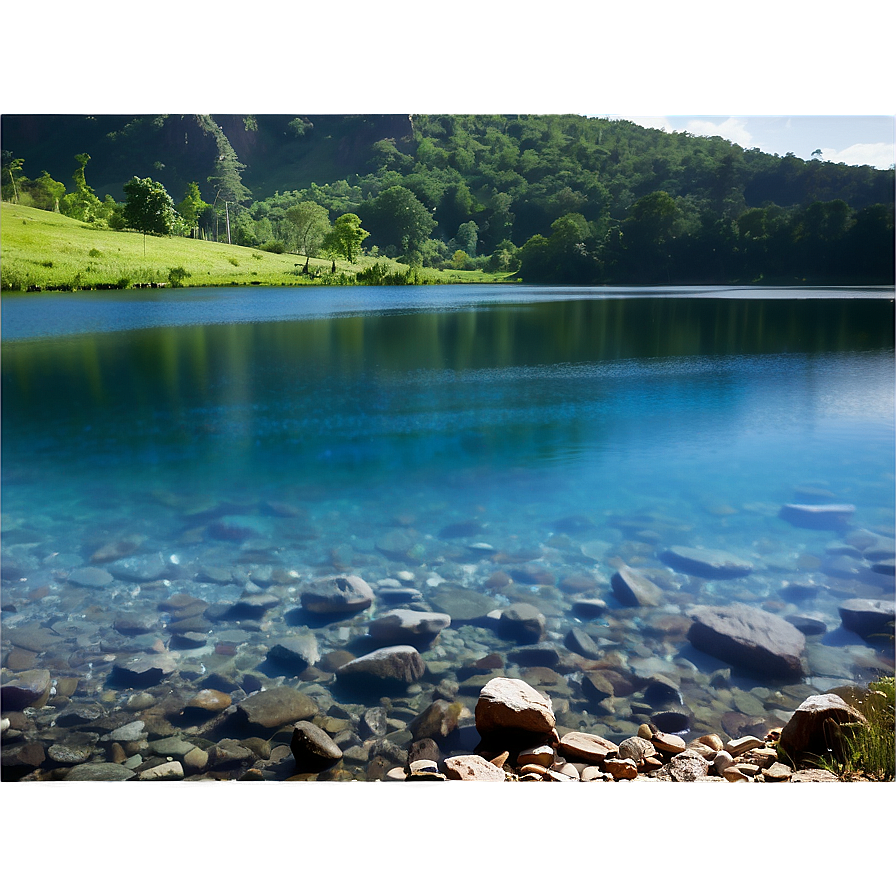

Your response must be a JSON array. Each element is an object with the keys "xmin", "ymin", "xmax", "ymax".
[
  {"xmin": 285, "ymin": 201, "xmax": 331, "ymax": 271},
  {"xmin": 60, "ymin": 153, "xmax": 104, "ymax": 222},
  {"xmin": 1, "ymin": 153, "xmax": 23, "ymax": 203},
  {"xmin": 177, "ymin": 182, "xmax": 208, "ymax": 238},
  {"xmin": 322, "ymin": 213, "xmax": 369, "ymax": 265},
  {"xmin": 123, "ymin": 176, "xmax": 175, "ymax": 253},
  {"xmin": 361, "ymin": 185, "xmax": 435, "ymax": 261}
]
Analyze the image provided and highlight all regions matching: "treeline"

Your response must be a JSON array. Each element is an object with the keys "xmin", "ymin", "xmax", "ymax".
[{"xmin": 2, "ymin": 114, "xmax": 893, "ymax": 284}]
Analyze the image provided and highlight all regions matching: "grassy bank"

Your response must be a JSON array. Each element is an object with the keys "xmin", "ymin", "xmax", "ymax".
[{"xmin": 0, "ymin": 203, "xmax": 509, "ymax": 291}]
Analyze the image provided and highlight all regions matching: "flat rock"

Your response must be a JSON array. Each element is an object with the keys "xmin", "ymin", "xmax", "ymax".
[
  {"xmin": 687, "ymin": 603, "xmax": 805, "ymax": 679},
  {"xmin": 1, "ymin": 669, "xmax": 52, "ymax": 710},
  {"xmin": 429, "ymin": 586, "xmax": 494, "ymax": 622},
  {"xmin": 837, "ymin": 598, "xmax": 895, "ymax": 641},
  {"xmin": 475, "ymin": 677, "xmax": 556, "ymax": 738},
  {"xmin": 558, "ymin": 731, "xmax": 618, "ymax": 763},
  {"xmin": 604, "ymin": 757, "xmax": 639, "ymax": 780},
  {"xmin": 336, "ymin": 645, "xmax": 426, "ymax": 685},
  {"xmin": 611, "ymin": 565, "xmax": 663, "ymax": 606},
  {"xmin": 112, "ymin": 653, "xmax": 177, "ymax": 686},
  {"xmin": 5, "ymin": 623, "xmax": 64, "ymax": 653},
  {"xmin": 564, "ymin": 627, "xmax": 603, "ymax": 660},
  {"xmin": 68, "ymin": 567, "xmax": 114, "ymax": 588},
  {"xmin": 108, "ymin": 555, "xmax": 171, "ymax": 582},
  {"xmin": 443, "ymin": 754, "xmax": 507, "ymax": 781},
  {"xmin": 785, "ymin": 614, "xmax": 828, "ymax": 636},
  {"xmin": 102, "ymin": 720, "xmax": 146, "ymax": 742},
  {"xmin": 779, "ymin": 503, "xmax": 855, "ymax": 530},
  {"xmin": 375, "ymin": 529, "xmax": 422, "ymax": 561},
  {"xmin": 661, "ymin": 546, "xmax": 753, "ymax": 579},
  {"xmin": 301, "ymin": 575, "xmax": 374, "ymax": 615},
  {"xmin": 778, "ymin": 693, "xmax": 867, "ymax": 762},
  {"xmin": 65, "ymin": 762, "xmax": 137, "ymax": 781},
  {"xmin": 138, "ymin": 760, "xmax": 185, "ymax": 781},
  {"xmin": 290, "ymin": 721, "xmax": 344, "ymax": 770},
  {"xmin": 267, "ymin": 630, "xmax": 320, "ymax": 667},
  {"xmin": 497, "ymin": 603, "xmax": 546, "ymax": 644},
  {"xmin": 235, "ymin": 686, "xmax": 317, "ymax": 729},
  {"xmin": 368, "ymin": 609, "xmax": 451, "ymax": 643}
]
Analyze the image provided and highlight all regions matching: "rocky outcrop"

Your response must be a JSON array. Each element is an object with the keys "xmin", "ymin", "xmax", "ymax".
[{"xmin": 687, "ymin": 603, "xmax": 806, "ymax": 679}]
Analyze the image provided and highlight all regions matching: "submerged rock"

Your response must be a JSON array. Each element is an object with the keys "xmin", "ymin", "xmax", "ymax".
[
  {"xmin": 687, "ymin": 603, "xmax": 805, "ymax": 680},
  {"xmin": 112, "ymin": 653, "xmax": 177, "ymax": 686},
  {"xmin": 661, "ymin": 546, "xmax": 753, "ymax": 579},
  {"xmin": 497, "ymin": 603, "xmax": 546, "ymax": 644},
  {"xmin": 778, "ymin": 503, "xmax": 855, "ymax": 530},
  {"xmin": 336, "ymin": 645, "xmax": 426, "ymax": 685},
  {"xmin": 611, "ymin": 565, "xmax": 663, "ymax": 606},
  {"xmin": 290, "ymin": 721, "xmax": 344, "ymax": 771},
  {"xmin": 837, "ymin": 598, "xmax": 895, "ymax": 641},
  {"xmin": 301, "ymin": 575, "xmax": 374, "ymax": 615},
  {"xmin": 1, "ymin": 669, "xmax": 51, "ymax": 710},
  {"xmin": 235, "ymin": 686, "xmax": 317, "ymax": 730},
  {"xmin": 368, "ymin": 609, "xmax": 451, "ymax": 644},
  {"xmin": 68, "ymin": 567, "xmax": 114, "ymax": 588},
  {"xmin": 266, "ymin": 630, "xmax": 321, "ymax": 668}
]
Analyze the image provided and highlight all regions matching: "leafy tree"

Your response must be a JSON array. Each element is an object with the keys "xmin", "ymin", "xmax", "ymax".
[
  {"xmin": 360, "ymin": 185, "xmax": 435, "ymax": 261},
  {"xmin": 1, "ymin": 152, "xmax": 23, "ymax": 202},
  {"xmin": 177, "ymin": 182, "xmax": 208, "ymax": 238},
  {"xmin": 285, "ymin": 201, "xmax": 331, "ymax": 270},
  {"xmin": 123, "ymin": 176, "xmax": 175, "ymax": 252},
  {"xmin": 322, "ymin": 213, "xmax": 369, "ymax": 265},
  {"xmin": 32, "ymin": 171, "xmax": 66, "ymax": 212},
  {"xmin": 454, "ymin": 220, "xmax": 479, "ymax": 256},
  {"xmin": 60, "ymin": 153, "xmax": 104, "ymax": 223}
]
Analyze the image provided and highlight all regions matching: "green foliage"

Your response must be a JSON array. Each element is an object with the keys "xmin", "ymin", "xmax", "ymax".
[
  {"xmin": 322, "ymin": 213, "xmax": 369, "ymax": 264},
  {"xmin": 168, "ymin": 266, "xmax": 191, "ymax": 287},
  {"xmin": 123, "ymin": 176, "xmax": 176, "ymax": 237},
  {"xmin": 359, "ymin": 185, "xmax": 435, "ymax": 261},
  {"xmin": 284, "ymin": 200, "xmax": 330, "ymax": 261}
]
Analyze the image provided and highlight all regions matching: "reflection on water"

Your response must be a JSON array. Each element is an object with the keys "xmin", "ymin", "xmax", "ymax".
[{"xmin": 1, "ymin": 287, "xmax": 894, "ymax": 782}]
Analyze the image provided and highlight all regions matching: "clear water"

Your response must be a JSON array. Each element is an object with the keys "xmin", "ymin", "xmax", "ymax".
[{"xmin": 2, "ymin": 285, "xmax": 894, "ymax": 779}]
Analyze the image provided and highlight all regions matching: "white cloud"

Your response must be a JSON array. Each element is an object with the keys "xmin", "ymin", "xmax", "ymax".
[
  {"xmin": 683, "ymin": 117, "xmax": 756, "ymax": 148},
  {"xmin": 818, "ymin": 142, "xmax": 895, "ymax": 169}
]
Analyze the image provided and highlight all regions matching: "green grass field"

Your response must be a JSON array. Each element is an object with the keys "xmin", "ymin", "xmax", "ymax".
[{"xmin": 0, "ymin": 203, "xmax": 507, "ymax": 291}]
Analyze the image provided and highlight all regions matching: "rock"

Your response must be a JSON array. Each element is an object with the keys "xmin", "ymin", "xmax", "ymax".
[
  {"xmin": 376, "ymin": 587, "xmax": 424, "ymax": 604},
  {"xmin": 113, "ymin": 613, "xmax": 159, "ymax": 635},
  {"xmin": 763, "ymin": 761, "xmax": 793, "ymax": 782},
  {"xmin": 408, "ymin": 700, "xmax": 464, "ymax": 740},
  {"xmin": 267, "ymin": 630, "xmax": 321, "ymax": 668},
  {"xmin": 687, "ymin": 603, "xmax": 805, "ymax": 679},
  {"xmin": 443, "ymin": 754, "xmax": 507, "ymax": 781},
  {"xmin": 188, "ymin": 689, "xmax": 232, "ymax": 713},
  {"xmin": 507, "ymin": 645, "xmax": 563, "ymax": 669},
  {"xmin": 564, "ymin": 627, "xmax": 603, "ymax": 660},
  {"xmin": 64, "ymin": 762, "xmax": 136, "ymax": 781},
  {"xmin": 663, "ymin": 750, "xmax": 710, "ymax": 781},
  {"xmin": 56, "ymin": 703, "xmax": 106, "ymax": 727},
  {"xmin": 611, "ymin": 566, "xmax": 663, "ymax": 606},
  {"xmin": 643, "ymin": 676, "xmax": 683, "ymax": 707},
  {"xmin": 138, "ymin": 760, "xmax": 185, "ymax": 781},
  {"xmin": 713, "ymin": 751, "xmax": 736, "ymax": 774},
  {"xmin": 571, "ymin": 598, "xmax": 608, "ymax": 618},
  {"xmin": 290, "ymin": 721, "xmax": 344, "ymax": 771},
  {"xmin": 650, "ymin": 710, "xmax": 690, "ymax": 735},
  {"xmin": 837, "ymin": 598, "xmax": 895, "ymax": 641},
  {"xmin": 108, "ymin": 555, "xmax": 171, "ymax": 582},
  {"xmin": 208, "ymin": 739, "xmax": 255, "ymax": 768},
  {"xmin": 361, "ymin": 706, "xmax": 388, "ymax": 739},
  {"xmin": 47, "ymin": 743, "xmax": 94, "ymax": 765},
  {"xmin": 790, "ymin": 768, "xmax": 840, "ymax": 782},
  {"xmin": 1, "ymin": 741, "xmax": 46, "ymax": 777},
  {"xmin": 368, "ymin": 609, "xmax": 451, "ymax": 644},
  {"xmin": 429, "ymin": 586, "xmax": 494, "ymax": 622},
  {"xmin": 0, "ymin": 669, "xmax": 51, "ymax": 710},
  {"xmin": 604, "ymin": 757, "xmax": 639, "ymax": 780},
  {"xmin": 652, "ymin": 732, "xmax": 687, "ymax": 755},
  {"xmin": 68, "ymin": 567, "xmax": 114, "ymax": 588},
  {"xmin": 336, "ymin": 645, "xmax": 426, "ymax": 685},
  {"xmin": 722, "ymin": 767, "xmax": 750, "ymax": 782},
  {"xmin": 558, "ymin": 731, "xmax": 618, "ymax": 763},
  {"xmin": 778, "ymin": 693, "xmax": 867, "ymax": 763},
  {"xmin": 5, "ymin": 623, "xmax": 64, "ymax": 653},
  {"xmin": 725, "ymin": 735, "xmax": 766, "ymax": 757},
  {"xmin": 235, "ymin": 686, "xmax": 317, "ymax": 730},
  {"xmin": 779, "ymin": 503, "xmax": 855, "ymax": 530},
  {"xmin": 112, "ymin": 653, "xmax": 177, "ymax": 686},
  {"xmin": 474, "ymin": 677, "xmax": 556, "ymax": 738},
  {"xmin": 147, "ymin": 736, "xmax": 198, "ymax": 760},
  {"xmin": 785, "ymin": 614, "xmax": 828, "ymax": 636},
  {"xmin": 101, "ymin": 720, "xmax": 146, "ymax": 742},
  {"xmin": 301, "ymin": 575, "xmax": 374, "ymax": 615},
  {"xmin": 617, "ymin": 736, "xmax": 656, "ymax": 767},
  {"xmin": 661, "ymin": 546, "xmax": 753, "ymax": 579},
  {"xmin": 497, "ymin": 603, "xmax": 546, "ymax": 644},
  {"xmin": 582, "ymin": 670, "xmax": 616, "ymax": 702},
  {"xmin": 517, "ymin": 744, "xmax": 555, "ymax": 767}
]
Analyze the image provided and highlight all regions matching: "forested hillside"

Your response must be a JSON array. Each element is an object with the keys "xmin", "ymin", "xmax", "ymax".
[{"xmin": 2, "ymin": 113, "xmax": 893, "ymax": 284}]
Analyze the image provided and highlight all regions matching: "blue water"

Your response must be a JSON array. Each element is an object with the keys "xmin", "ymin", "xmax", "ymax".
[{"xmin": 1, "ymin": 285, "xmax": 894, "ymax": 778}]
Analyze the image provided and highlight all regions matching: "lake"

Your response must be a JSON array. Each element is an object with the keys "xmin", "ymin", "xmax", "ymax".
[{"xmin": 1, "ymin": 284, "xmax": 894, "ymax": 781}]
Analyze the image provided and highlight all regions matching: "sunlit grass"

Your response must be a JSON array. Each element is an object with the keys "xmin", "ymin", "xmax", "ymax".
[{"xmin": 1, "ymin": 203, "xmax": 507, "ymax": 291}]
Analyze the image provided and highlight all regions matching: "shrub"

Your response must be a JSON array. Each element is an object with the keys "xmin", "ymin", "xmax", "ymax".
[
  {"xmin": 168, "ymin": 266, "xmax": 191, "ymax": 287},
  {"xmin": 260, "ymin": 240, "xmax": 286, "ymax": 254}
]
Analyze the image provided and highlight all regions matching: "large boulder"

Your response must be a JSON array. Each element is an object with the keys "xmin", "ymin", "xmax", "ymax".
[
  {"xmin": 336, "ymin": 645, "xmax": 426, "ymax": 685},
  {"xmin": 300, "ymin": 575, "xmax": 374, "ymax": 615},
  {"xmin": 838, "ymin": 598, "xmax": 895, "ymax": 642},
  {"xmin": 0, "ymin": 669, "xmax": 51, "ymax": 710},
  {"xmin": 778, "ymin": 693, "xmax": 867, "ymax": 763},
  {"xmin": 474, "ymin": 677, "xmax": 555, "ymax": 738},
  {"xmin": 687, "ymin": 603, "xmax": 805, "ymax": 680},
  {"xmin": 661, "ymin": 546, "xmax": 753, "ymax": 579}
]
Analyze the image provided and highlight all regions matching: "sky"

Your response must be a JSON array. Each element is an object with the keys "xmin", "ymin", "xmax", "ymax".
[{"xmin": 604, "ymin": 115, "xmax": 894, "ymax": 170}]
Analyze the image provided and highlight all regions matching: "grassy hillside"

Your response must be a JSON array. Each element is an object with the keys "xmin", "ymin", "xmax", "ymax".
[{"xmin": 0, "ymin": 203, "xmax": 502, "ymax": 292}]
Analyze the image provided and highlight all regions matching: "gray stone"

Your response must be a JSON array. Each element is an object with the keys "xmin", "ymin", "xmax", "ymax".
[
  {"xmin": 664, "ymin": 750, "xmax": 710, "ymax": 781},
  {"xmin": 301, "ymin": 575, "xmax": 374, "ymax": 615},
  {"xmin": 687, "ymin": 603, "xmax": 805, "ymax": 679},
  {"xmin": 564, "ymin": 627, "xmax": 603, "ymax": 660},
  {"xmin": 618, "ymin": 736, "xmax": 656, "ymax": 766},
  {"xmin": 611, "ymin": 565, "xmax": 663, "ymax": 606},
  {"xmin": 47, "ymin": 743, "xmax": 94, "ymax": 765},
  {"xmin": 148, "ymin": 736, "xmax": 198, "ymax": 759},
  {"xmin": 112, "ymin": 653, "xmax": 177, "ymax": 686},
  {"xmin": 498, "ymin": 603, "xmax": 546, "ymax": 644},
  {"xmin": 336, "ymin": 645, "xmax": 426, "ymax": 685},
  {"xmin": 368, "ymin": 609, "xmax": 451, "ymax": 643},
  {"xmin": 102, "ymin": 721, "xmax": 146, "ymax": 742},
  {"xmin": 108, "ymin": 555, "xmax": 171, "ymax": 582},
  {"xmin": 68, "ymin": 567, "xmax": 114, "ymax": 588},
  {"xmin": 0, "ymin": 669, "xmax": 51, "ymax": 710},
  {"xmin": 661, "ymin": 546, "xmax": 753, "ymax": 579},
  {"xmin": 429, "ymin": 586, "xmax": 494, "ymax": 622},
  {"xmin": 65, "ymin": 762, "xmax": 136, "ymax": 781},
  {"xmin": 838, "ymin": 598, "xmax": 895, "ymax": 641},
  {"xmin": 138, "ymin": 760, "xmax": 185, "ymax": 781},
  {"xmin": 235, "ymin": 686, "xmax": 317, "ymax": 730},
  {"xmin": 267, "ymin": 630, "xmax": 321, "ymax": 667},
  {"xmin": 290, "ymin": 721, "xmax": 344, "ymax": 770},
  {"xmin": 778, "ymin": 693, "xmax": 867, "ymax": 762},
  {"xmin": 474, "ymin": 677, "xmax": 555, "ymax": 738},
  {"xmin": 785, "ymin": 614, "xmax": 828, "ymax": 636},
  {"xmin": 779, "ymin": 503, "xmax": 855, "ymax": 530},
  {"xmin": 408, "ymin": 700, "xmax": 465, "ymax": 740},
  {"xmin": 361, "ymin": 706, "xmax": 388, "ymax": 738}
]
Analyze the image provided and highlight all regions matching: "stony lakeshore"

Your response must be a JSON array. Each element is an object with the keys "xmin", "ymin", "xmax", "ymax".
[{"xmin": 1, "ymin": 491, "xmax": 894, "ymax": 783}]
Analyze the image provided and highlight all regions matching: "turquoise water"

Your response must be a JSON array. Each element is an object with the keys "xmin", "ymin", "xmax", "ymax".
[{"xmin": 1, "ymin": 285, "xmax": 894, "ymax": 780}]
